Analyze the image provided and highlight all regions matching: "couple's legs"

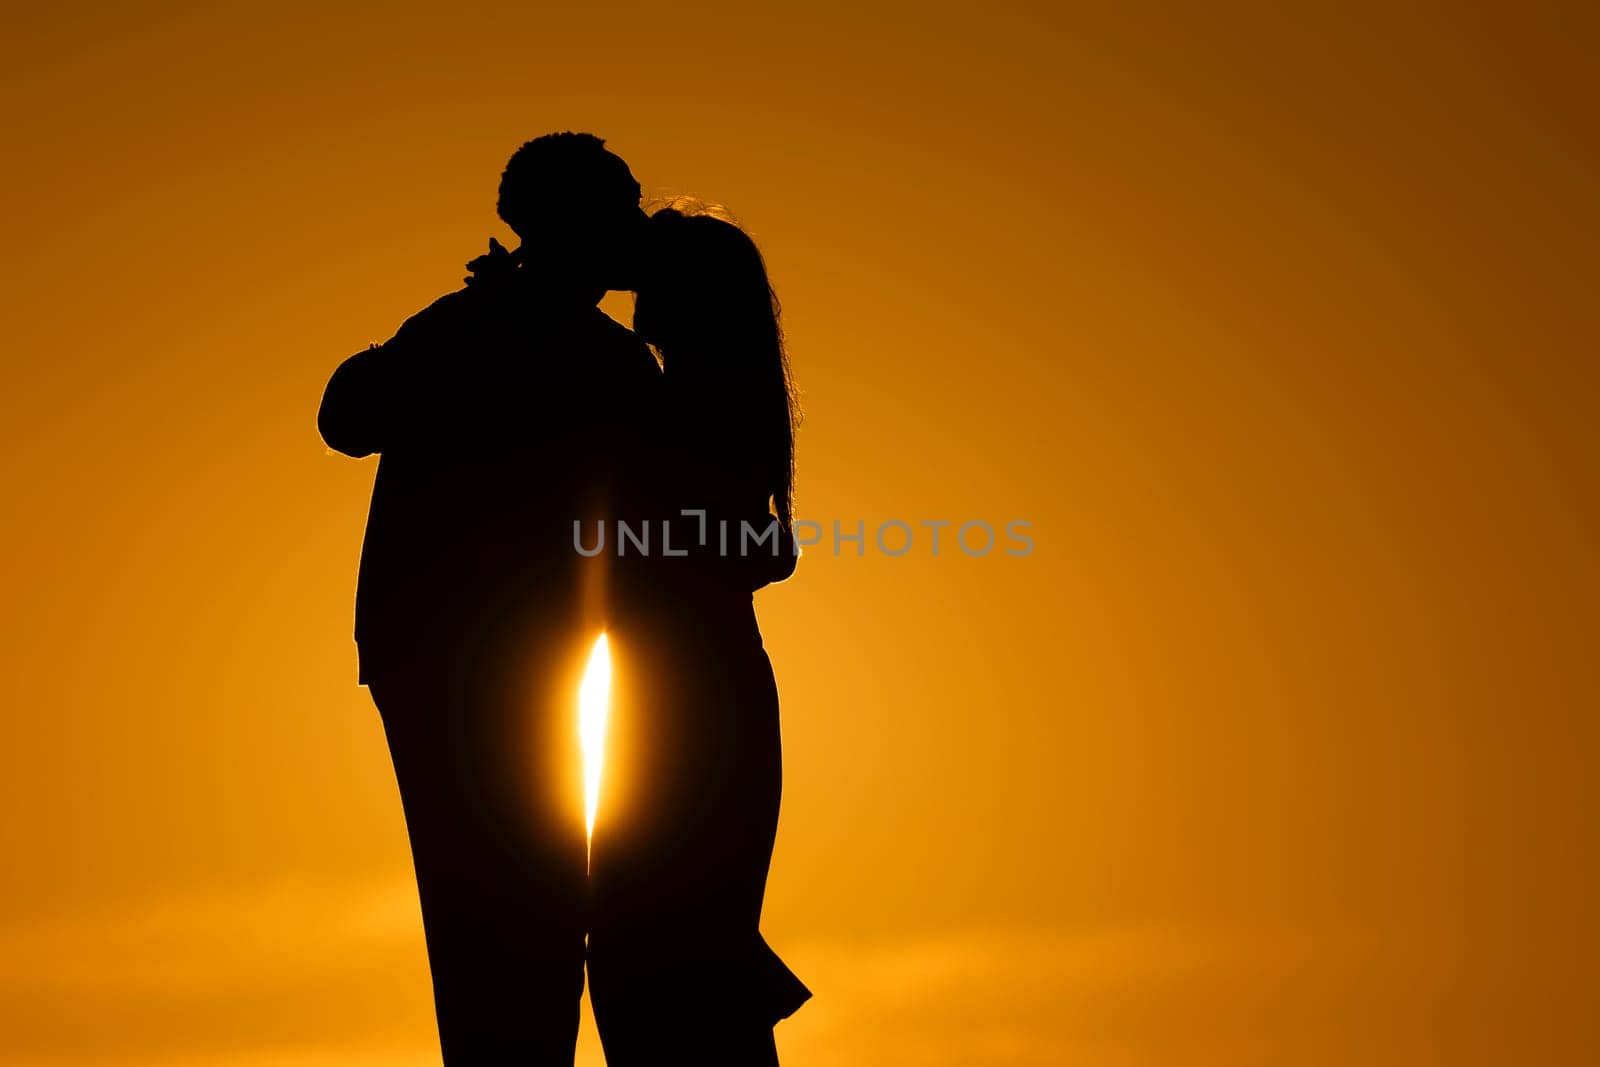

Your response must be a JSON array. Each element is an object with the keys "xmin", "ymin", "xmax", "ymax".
[{"xmin": 372, "ymin": 665, "xmax": 588, "ymax": 1066}]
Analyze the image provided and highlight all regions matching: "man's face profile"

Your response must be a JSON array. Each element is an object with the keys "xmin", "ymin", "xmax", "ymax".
[{"xmin": 498, "ymin": 136, "xmax": 648, "ymax": 293}]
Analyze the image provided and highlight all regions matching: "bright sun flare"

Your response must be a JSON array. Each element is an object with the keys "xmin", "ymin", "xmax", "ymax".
[{"xmin": 579, "ymin": 632, "xmax": 612, "ymax": 845}]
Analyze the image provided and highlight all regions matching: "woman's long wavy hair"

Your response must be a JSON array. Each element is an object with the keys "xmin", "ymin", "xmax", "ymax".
[{"xmin": 636, "ymin": 203, "xmax": 799, "ymax": 529}]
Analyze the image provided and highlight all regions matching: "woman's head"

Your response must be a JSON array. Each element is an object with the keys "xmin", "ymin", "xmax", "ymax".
[{"xmin": 636, "ymin": 206, "xmax": 798, "ymax": 527}]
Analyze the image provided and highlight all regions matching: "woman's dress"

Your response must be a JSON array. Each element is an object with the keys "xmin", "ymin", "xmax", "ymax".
[{"xmin": 588, "ymin": 411, "xmax": 809, "ymax": 1063}]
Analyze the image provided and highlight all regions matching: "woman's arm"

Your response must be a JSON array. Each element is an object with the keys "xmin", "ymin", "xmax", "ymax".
[{"xmin": 732, "ymin": 516, "xmax": 798, "ymax": 590}]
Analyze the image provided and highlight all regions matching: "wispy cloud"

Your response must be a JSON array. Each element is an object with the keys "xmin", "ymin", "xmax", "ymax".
[
  {"xmin": 0, "ymin": 874, "xmax": 436, "ymax": 1063},
  {"xmin": 0, "ymin": 881, "xmax": 1562, "ymax": 1066},
  {"xmin": 773, "ymin": 923, "xmax": 1385, "ymax": 1067}
]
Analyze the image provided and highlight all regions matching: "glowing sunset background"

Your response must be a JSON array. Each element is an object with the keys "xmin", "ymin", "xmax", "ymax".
[{"xmin": 2, "ymin": 3, "xmax": 1596, "ymax": 1064}]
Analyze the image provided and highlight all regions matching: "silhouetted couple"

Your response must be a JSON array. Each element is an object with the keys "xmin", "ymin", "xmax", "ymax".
[{"xmin": 318, "ymin": 133, "xmax": 807, "ymax": 1065}]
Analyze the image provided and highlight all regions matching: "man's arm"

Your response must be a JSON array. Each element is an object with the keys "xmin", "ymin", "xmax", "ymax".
[
  {"xmin": 317, "ymin": 290, "xmax": 470, "ymax": 458},
  {"xmin": 317, "ymin": 343, "xmax": 390, "ymax": 458}
]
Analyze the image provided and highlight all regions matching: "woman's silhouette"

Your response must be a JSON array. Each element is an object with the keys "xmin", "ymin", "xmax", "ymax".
[{"xmin": 589, "ymin": 206, "xmax": 809, "ymax": 1065}]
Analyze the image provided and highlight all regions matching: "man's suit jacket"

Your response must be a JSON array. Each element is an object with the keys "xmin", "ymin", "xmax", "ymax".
[{"xmin": 319, "ymin": 280, "xmax": 661, "ymax": 684}]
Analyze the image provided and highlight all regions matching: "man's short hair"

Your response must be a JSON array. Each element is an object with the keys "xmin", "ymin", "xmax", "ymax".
[{"xmin": 497, "ymin": 132, "xmax": 639, "ymax": 237}]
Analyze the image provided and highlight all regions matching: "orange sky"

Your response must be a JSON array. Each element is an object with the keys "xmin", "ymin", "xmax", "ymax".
[{"xmin": 1, "ymin": 3, "xmax": 1597, "ymax": 1064}]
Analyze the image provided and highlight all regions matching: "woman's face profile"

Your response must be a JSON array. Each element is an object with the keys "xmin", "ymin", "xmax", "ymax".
[{"xmin": 633, "ymin": 218, "xmax": 693, "ymax": 356}]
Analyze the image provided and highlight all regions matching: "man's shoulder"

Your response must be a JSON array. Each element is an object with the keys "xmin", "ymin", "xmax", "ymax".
[
  {"xmin": 362, "ymin": 289, "xmax": 476, "ymax": 358},
  {"xmin": 393, "ymin": 286, "xmax": 478, "ymax": 339},
  {"xmin": 388, "ymin": 289, "xmax": 656, "ymax": 374}
]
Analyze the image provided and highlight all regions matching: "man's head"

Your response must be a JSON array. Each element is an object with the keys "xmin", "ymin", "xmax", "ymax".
[{"xmin": 497, "ymin": 132, "xmax": 646, "ymax": 292}]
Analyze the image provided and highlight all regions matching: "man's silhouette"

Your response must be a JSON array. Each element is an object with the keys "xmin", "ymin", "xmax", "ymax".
[{"xmin": 318, "ymin": 133, "xmax": 657, "ymax": 1065}]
